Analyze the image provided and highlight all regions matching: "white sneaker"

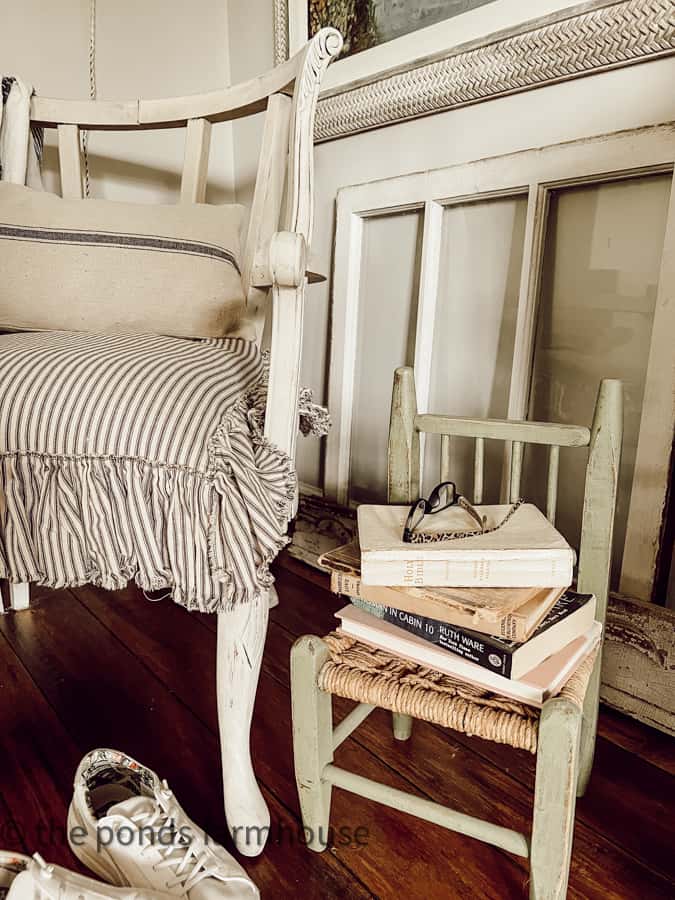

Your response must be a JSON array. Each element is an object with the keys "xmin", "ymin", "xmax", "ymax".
[
  {"xmin": 0, "ymin": 850, "xmax": 172, "ymax": 899},
  {"xmin": 68, "ymin": 750, "xmax": 259, "ymax": 899}
]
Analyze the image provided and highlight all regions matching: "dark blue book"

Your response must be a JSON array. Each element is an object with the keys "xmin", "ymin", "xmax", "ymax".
[{"xmin": 351, "ymin": 591, "xmax": 595, "ymax": 679}]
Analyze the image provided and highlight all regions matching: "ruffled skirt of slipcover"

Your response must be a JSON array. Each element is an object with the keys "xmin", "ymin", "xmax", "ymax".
[{"xmin": 0, "ymin": 331, "xmax": 299, "ymax": 612}]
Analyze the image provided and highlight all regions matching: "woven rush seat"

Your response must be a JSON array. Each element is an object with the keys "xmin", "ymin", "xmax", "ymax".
[{"xmin": 317, "ymin": 631, "xmax": 597, "ymax": 753}]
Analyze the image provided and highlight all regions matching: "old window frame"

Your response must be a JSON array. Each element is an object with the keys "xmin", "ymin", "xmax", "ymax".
[{"xmin": 323, "ymin": 123, "xmax": 675, "ymax": 601}]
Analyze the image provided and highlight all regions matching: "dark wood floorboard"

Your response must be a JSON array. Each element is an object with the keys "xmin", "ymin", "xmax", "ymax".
[{"xmin": 0, "ymin": 558, "xmax": 672, "ymax": 899}]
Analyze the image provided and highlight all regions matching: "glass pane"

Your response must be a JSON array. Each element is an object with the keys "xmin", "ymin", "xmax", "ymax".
[
  {"xmin": 524, "ymin": 174, "xmax": 671, "ymax": 589},
  {"xmin": 349, "ymin": 210, "xmax": 423, "ymax": 504},
  {"xmin": 424, "ymin": 194, "xmax": 528, "ymax": 499}
]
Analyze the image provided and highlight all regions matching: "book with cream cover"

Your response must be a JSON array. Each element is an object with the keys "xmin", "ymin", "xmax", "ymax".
[
  {"xmin": 335, "ymin": 603, "xmax": 601, "ymax": 706},
  {"xmin": 319, "ymin": 540, "xmax": 565, "ymax": 641},
  {"xmin": 353, "ymin": 591, "xmax": 595, "ymax": 679},
  {"xmin": 357, "ymin": 503, "xmax": 574, "ymax": 588}
]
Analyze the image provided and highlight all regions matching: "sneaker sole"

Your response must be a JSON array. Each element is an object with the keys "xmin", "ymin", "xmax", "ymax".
[{"xmin": 66, "ymin": 803, "xmax": 130, "ymax": 888}]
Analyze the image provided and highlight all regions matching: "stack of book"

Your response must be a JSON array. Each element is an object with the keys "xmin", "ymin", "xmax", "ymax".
[{"xmin": 319, "ymin": 502, "xmax": 601, "ymax": 706}]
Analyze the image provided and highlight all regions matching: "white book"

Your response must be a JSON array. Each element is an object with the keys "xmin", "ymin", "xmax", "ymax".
[
  {"xmin": 336, "ymin": 604, "xmax": 601, "ymax": 707},
  {"xmin": 358, "ymin": 502, "xmax": 574, "ymax": 587}
]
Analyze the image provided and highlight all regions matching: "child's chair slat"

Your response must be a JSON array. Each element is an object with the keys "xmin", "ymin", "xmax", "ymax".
[
  {"xmin": 510, "ymin": 440, "xmax": 523, "ymax": 501},
  {"xmin": 180, "ymin": 118, "xmax": 212, "ymax": 204},
  {"xmin": 547, "ymin": 445, "xmax": 560, "ymax": 523},
  {"xmin": 415, "ymin": 413, "xmax": 591, "ymax": 448},
  {"xmin": 439, "ymin": 434, "xmax": 451, "ymax": 482},
  {"xmin": 474, "ymin": 437, "xmax": 485, "ymax": 503},
  {"xmin": 57, "ymin": 123, "xmax": 83, "ymax": 199}
]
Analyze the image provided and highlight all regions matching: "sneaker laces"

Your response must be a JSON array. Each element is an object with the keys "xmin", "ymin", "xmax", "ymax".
[{"xmin": 130, "ymin": 782, "xmax": 253, "ymax": 894}]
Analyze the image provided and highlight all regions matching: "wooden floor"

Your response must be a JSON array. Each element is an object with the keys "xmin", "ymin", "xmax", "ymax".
[{"xmin": 1, "ymin": 556, "xmax": 673, "ymax": 899}]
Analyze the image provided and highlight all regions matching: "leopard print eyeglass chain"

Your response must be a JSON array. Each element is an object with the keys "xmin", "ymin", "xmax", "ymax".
[{"xmin": 405, "ymin": 498, "xmax": 524, "ymax": 544}]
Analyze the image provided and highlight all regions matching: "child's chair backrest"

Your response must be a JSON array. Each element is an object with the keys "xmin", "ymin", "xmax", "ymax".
[{"xmin": 387, "ymin": 366, "xmax": 623, "ymax": 625}]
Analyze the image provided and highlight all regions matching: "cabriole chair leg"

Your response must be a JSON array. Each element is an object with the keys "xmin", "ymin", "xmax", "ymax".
[
  {"xmin": 216, "ymin": 593, "xmax": 270, "ymax": 857},
  {"xmin": 291, "ymin": 635, "xmax": 334, "ymax": 852},
  {"xmin": 392, "ymin": 712, "xmax": 413, "ymax": 741},
  {"xmin": 530, "ymin": 697, "xmax": 582, "ymax": 900}
]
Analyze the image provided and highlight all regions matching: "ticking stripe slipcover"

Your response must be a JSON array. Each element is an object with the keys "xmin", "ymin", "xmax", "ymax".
[{"xmin": 0, "ymin": 330, "xmax": 296, "ymax": 611}]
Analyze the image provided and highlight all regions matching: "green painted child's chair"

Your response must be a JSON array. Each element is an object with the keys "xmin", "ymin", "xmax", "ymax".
[{"xmin": 290, "ymin": 366, "xmax": 623, "ymax": 899}]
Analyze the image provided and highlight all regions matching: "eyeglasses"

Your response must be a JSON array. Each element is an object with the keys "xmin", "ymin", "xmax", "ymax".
[{"xmin": 403, "ymin": 481, "xmax": 486, "ymax": 543}]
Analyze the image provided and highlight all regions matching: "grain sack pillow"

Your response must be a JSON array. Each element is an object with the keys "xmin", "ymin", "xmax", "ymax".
[{"xmin": 0, "ymin": 183, "xmax": 246, "ymax": 337}]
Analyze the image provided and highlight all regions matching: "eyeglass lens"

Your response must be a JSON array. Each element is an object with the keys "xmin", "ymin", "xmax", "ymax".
[
  {"xmin": 409, "ymin": 499, "xmax": 427, "ymax": 531},
  {"xmin": 428, "ymin": 481, "xmax": 456, "ymax": 512}
]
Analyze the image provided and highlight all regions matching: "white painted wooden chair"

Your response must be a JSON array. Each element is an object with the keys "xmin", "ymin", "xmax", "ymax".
[
  {"xmin": 4, "ymin": 27, "xmax": 342, "ymax": 857},
  {"xmin": 291, "ymin": 366, "xmax": 623, "ymax": 898}
]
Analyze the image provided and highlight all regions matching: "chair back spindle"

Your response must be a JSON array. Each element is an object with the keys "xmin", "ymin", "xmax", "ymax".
[
  {"xmin": 180, "ymin": 117, "xmax": 212, "ymax": 204},
  {"xmin": 473, "ymin": 437, "xmax": 485, "ymax": 504},
  {"xmin": 57, "ymin": 123, "xmax": 83, "ymax": 199},
  {"xmin": 546, "ymin": 445, "xmax": 560, "ymax": 523},
  {"xmin": 439, "ymin": 434, "xmax": 451, "ymax": 482},
  {"xmin": 509, "ymin": 440, "xmax": 523, "ymax": 502}
]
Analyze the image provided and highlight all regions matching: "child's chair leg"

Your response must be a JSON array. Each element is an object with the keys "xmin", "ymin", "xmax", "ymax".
[
  {"xmin": 392, "ymin": 712, "xmax": 413, "ymax": 741},
  {"xmin": 530, "ymin": 697, "xmax": 582, "ymax": 900},
  {"xmin": 576, "ymin": 656, "xmax": 601, "ymax": 797},
  {"xmin": 291, "ymin": 635, "xmax": 334, "ymax": 852}
]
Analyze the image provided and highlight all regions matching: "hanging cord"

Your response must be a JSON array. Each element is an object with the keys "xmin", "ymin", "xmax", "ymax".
[{"xmin": 82, "ymin": 0, "xmax": 97, "ymax": 197}]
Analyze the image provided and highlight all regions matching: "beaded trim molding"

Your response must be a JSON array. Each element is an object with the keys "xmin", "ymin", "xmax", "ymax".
[{"xmin": 275, "ymin": 0, "xmax": 675, "ymax": 143}]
